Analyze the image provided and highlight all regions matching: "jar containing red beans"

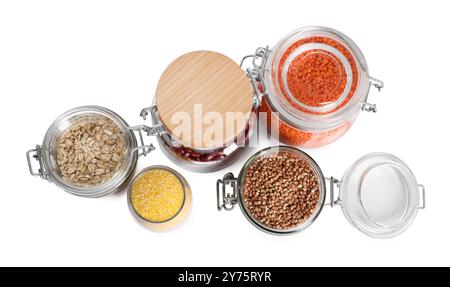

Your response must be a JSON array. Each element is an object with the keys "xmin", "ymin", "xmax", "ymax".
[
  {"xmin": 141, "ymin": 51, "xmax": 259, "ymax": 173},
  {"xmin": 244, "ymin": 26, "xmax": 384, "ymax": 147}
]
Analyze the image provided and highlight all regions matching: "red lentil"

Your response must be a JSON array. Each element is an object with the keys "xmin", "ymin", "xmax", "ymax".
[
  {"xmin": 277, "ymin": 36, "xmax": 359, "ymax": 114},
  {"xmin": 261, "ymin": 36, "xmax": 359, "ymax": 147},
  {"xmin": 260, "ymin": 98, "xmax": 352, "ymax": 147},
  {"xmin": 286, "ymin": 50, "xmax": 347, "ymax": 107}
]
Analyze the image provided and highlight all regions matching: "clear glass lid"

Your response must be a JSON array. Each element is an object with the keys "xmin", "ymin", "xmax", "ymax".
[
  {"xmin": 264, "ymin": 26, "xmax": 373, "ymax": 131},
  {"xmin": 338, "ymin": 153, "xmax": 424, "ymax": 238}
]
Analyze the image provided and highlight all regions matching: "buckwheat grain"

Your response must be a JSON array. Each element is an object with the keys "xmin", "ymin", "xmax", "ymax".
[{"xmin": 243, "ymin": 151, "xmax": 320, "ymax": 230}]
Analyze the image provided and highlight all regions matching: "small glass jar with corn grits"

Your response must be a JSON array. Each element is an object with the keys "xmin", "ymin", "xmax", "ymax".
[{"xmin": 127, "ymin": 165, "xmax": 192, "ymax": 231}]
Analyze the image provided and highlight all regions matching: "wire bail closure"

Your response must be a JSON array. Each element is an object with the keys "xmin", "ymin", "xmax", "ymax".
[
  {"xmin": 140, "ymin": 106, "xmax": 168, "ymax": 137},
  {"xmin": 26, "ymin": 145, "xmax": 50, "ymax": 181},
  {"xmin": 325, "ymin": 177, "xmax": 342, "ymax": 207},
  {"xmin": 241, "ymin": 46, "xmax": 271, "ymax": 108},
  {"xmin": 217, "ymin": 173, "xmax": 238, "ymax": 211},
  {"xmin": 128, "ymin": 125, "xmax": 156, "ymax": 157},
  {"xmin": 362, "ymin": 77, "xmax": 384, "ymax": 113}
]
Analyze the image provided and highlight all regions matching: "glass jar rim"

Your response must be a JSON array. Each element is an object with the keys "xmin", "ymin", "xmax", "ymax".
[
  {"xmin": 127, "ymin": 165, "xmax": 188, "ymax": 224},
  {"xmin": 236, "ymin": 146, "xmax": 327, "ymax": 235}
]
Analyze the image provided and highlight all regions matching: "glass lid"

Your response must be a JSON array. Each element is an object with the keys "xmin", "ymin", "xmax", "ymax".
[
  {"xmin": 338, "ymin": 153, "xmax": 424, "ymax": 238},
  {"xmin": 279, "ymin": 39, "xmax": 356, "ymax": 113},
  {"xmin": 264, "ymin": 26, "xmax": 373, "ymax": 131}
]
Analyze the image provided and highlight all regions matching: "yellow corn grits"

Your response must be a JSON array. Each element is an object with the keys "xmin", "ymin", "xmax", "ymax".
[{"xmin": 131, "ymin": 169, "xmax": 184, "ymax": 222}]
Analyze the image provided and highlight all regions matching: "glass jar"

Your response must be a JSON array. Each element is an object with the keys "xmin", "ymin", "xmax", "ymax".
[
  {"xmin": 141, "ymin": 51, "xmax": 260, "ymax": 173},
  {"xmin": 26, "ymin": 106, "xmax": 155, "ymax": 197},
  {"xmin": 127, "ymin": 165, "xmax": 192, "ymax": 232},
  {"xmin": 217, "ymin": 146, "xmax": 425, "ymax": 238},
  {"xmin": 244, "ymin": 26, "xmax": 384, "ymax": 148}
]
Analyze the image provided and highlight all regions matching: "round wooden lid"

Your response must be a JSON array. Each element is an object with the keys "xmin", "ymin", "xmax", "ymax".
[{"xmin": 156, "ymin": 51, "xmax": 254, "ymax": 149}]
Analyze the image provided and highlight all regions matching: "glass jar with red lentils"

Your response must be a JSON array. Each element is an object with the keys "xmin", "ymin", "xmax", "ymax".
[{"xmin": 246, "ymin": 26, "xmax": 384, "ymax": 148}]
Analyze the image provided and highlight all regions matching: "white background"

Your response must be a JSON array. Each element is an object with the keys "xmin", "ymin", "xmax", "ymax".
[{"xmin": 1, "ymin": 0, "xmax": 449, "ymax": 267}]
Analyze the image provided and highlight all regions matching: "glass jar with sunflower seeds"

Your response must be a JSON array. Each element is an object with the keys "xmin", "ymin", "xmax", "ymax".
[{"xmin": 26, "ymin": 105, "xmax": 155, "ymax": 197}]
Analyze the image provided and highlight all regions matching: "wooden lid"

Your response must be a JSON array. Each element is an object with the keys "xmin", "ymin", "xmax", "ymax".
[{"xmin": 156, "ymin": 51, "xmax": 253, "ymax": 149}]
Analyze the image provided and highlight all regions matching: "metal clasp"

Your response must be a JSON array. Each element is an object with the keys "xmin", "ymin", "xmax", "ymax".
[
  {"xmin": 140, "ymin": 106, "xmax": 166, "ymax": 136},
  {"xmin": 362, "ymin": 76, "xmax": 384, "ymax": 113},
  {"xmin": 128, "ymin": 125, "xmax": 156, "ymax": 157},
  {"xmin": 140, "ymin": 106, "xmax": 154, "ymax": 121},
  {"xmin": 240, "ymin": 46, "xmax": 270, "ymax": 72},
  {"xmin": 370, "ymin": 77, "xmax": 384, "ymax": 92},
  {"xmin": 362, "ymin": 103, "xmax": 377, "ymax": 113},
  {"xmin": 419, "ymin": 184, "xmax": 426, "ymax": 209},
  {"xmin": 217, "ymin": 173, "xmax": 238, "ymax": 211},
  {"xmin": 26, "ymin": 145, "xmax": 50, "ymax": 181},
  {"xmin": 325, "ymin": 177, "xmax": 342, "ymax": 207},
  {"xmin": 241, "ymin": 46, "xmax": 271, "ymax": 108}
]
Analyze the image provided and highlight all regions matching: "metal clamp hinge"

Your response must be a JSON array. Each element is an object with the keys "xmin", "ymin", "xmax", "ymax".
[
  {"xmin": 362, "ymin": 103, "xmax": 377, "ymax": 113},
  {"xmin": 241, "ymin": 46, "xmax": 271, "ymax": 108},
  {"xmin": 240, "ymin": 46, "xmax": 271, "ymax": 72},
  {"xmin": 325, "ymin": 177, "xmax": 342, "ymax": 207},
  {"xmin": 370, "ymin": 77, "xmax": 384, "ymax": 92},
  {"xmin": 140, "ymin": 106, "xmax": 154, "ymax": 121},
  {"xmin": 129, "ymin": 125, "xmax": 156, "ymax": 157},
  {"xmin": 217, "ymin": 173, "xmax": 238, "ymax": 211},
  {"xmin": 362, "ymin": 77, "xmax": 384, "ymax": 113},
  {"xmin": 139, "ymin": 106, "xmax": 167, "ymax": 136},
  {"xmin": 26, "ymin": 145, "xmax": 50, "ymax": 181}
]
